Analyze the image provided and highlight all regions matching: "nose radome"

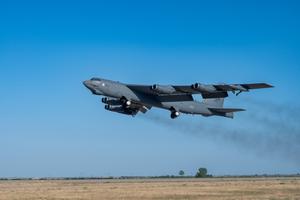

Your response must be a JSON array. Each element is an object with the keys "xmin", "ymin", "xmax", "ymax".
[
  {"xmin": 83, "ymin": 80, "xmax": 88, "ymax": 87},
  {"xmin": 83, "ymin": 80, "xmax": 102, "ymax": 95},
  {"xmin": 83, "ymin": 80, "xmax": 92, "ymax": 88}
]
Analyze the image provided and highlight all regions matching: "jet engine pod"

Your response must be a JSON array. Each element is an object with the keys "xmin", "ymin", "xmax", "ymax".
[
  {"xmin": 104, "ymin": 104, "xmax": 112, "ymax": 110},
  {"xmin": 104, "ymin": 105, "xmax": 135, "ymax": 115},
  {"xmin": 191, "ymin": 83, "xmax": 216, "ymax": 93},
  {"xmin": 102, "ymin": 97, "xmax": 108, "ymax": 103},
  {"xmin": 105, "ymin": 105, "xmax": 124, "ymax": 112},
  {"xmin": 151, "ymin": 84, "xmax": 158, "ymax": 90},
  {"xmin": 150, "ymin": 84, "xmax": 176, "ymax": 94},
  {"xmin": 229, "ymin": 84, "xmax": 248, "ymax": 92},
  {"xmin": 102, "ymin": 98, "xmax": 122, "ymax": 105}
]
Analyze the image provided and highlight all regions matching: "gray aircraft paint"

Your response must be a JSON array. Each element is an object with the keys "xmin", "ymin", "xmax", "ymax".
[{"xmin": 83, "ymin": 78, "xmax": 272, "ymax": 119}]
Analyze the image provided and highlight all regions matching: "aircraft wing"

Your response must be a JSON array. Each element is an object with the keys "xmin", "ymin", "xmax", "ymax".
[
  {"xmin": 128, "ymin": 83, "xmax": 273, "ymax": 99},
  {"xmin": 174, "ymin": 83, "xmax": 273, "ymax": 98}
]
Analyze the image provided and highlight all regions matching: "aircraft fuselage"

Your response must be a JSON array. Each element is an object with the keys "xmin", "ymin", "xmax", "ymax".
[{"xmin": 83, "ymin": 78, "xmax": 222, "ymax": 118}]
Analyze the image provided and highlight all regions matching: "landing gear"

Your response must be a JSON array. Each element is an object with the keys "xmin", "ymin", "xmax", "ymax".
[
  {"xmin": 170, "ymin": 107, "xmax": 180, "ymax": 119},
  {"xmin": 170, "ymin": 111, "xmax": 180, "ymax": 119}
]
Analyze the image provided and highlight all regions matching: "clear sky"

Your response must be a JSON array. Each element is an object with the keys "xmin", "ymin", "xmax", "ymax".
[{"xmin": 0, "ymin": 0, "xmax": 300, "ymax": 177}]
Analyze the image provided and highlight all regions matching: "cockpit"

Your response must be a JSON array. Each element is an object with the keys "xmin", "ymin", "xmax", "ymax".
[{"xmin": 91, "ymin": 77, "xmax": 102, "ymax": 81}]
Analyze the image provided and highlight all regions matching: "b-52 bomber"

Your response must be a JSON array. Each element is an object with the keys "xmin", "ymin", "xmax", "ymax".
[{"xmin": 83, "ymin": 78, "xmax": 273, "ymax": 119}]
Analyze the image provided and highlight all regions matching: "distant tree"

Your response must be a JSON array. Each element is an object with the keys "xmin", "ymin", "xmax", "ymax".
[
  {"xmin": 195, "ymin": 168, "xmax": 208, "ymax": 178},
  {"xmin": 179, "ymin": 170, "xmax": 185, "ymax": 176}
]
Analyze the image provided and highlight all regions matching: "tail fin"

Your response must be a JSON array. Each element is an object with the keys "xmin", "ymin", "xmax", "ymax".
[{"xmin": 203, "ymin": 98, "xmax": 224, "ymax": 108}]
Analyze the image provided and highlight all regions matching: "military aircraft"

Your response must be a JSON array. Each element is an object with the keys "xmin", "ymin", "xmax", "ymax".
[{"xmin": 83, "ymin": 78, "xmax": 273, "ymax": 119}]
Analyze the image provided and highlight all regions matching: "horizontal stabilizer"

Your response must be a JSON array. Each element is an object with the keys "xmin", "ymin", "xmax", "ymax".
[
  {"xmin": 208, "ymin": 108, "xmax": 246, "ymax": 113},
  {"xmin": 208, "ymin": 107, "xmax": 245, "ymax": 119}
]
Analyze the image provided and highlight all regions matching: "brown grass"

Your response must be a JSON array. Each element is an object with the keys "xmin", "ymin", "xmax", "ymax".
[{"xmin": 0, "ymin": 177, "xmax": 300, "ymax": 200}]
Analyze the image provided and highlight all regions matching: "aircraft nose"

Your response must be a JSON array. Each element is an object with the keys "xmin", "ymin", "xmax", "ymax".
[
  {"xmin": 83, "ymin": 80, "xmax": 100, "ymax": 95},
  {"xmin": 83, "ymin": 80, "xmax": 93, "ymax": 89}
]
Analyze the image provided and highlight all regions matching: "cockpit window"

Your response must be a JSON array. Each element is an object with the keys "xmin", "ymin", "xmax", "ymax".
[{"xmin": 91, "ymin": 78, "xmax": 102, "ymax": 81}]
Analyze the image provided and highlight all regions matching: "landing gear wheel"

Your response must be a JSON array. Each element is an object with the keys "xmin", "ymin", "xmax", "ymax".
[{"xmin": 170, "ymin": 111, "xmax": 180, "ymax": 119}]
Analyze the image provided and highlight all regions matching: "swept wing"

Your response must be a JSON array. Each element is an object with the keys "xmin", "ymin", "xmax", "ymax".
[{"xmin": 127, "ymin": 83, "xmax": 273, "ymax": 99}]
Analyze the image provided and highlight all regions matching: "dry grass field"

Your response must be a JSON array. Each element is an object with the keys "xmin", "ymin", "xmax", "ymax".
[{"xmin": 0, "ymin": 177, "xmax": 300, "ymax": 200}]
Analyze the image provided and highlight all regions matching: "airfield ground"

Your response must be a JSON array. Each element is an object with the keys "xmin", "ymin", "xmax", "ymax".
[{"xmin": 0, "ymin": 177, "xmax": 300, "ymax": 200}]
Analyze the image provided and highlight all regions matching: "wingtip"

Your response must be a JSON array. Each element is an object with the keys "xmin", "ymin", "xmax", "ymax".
[{"xmin": 267, "ymin": 84, "xmax": 274, "ymax": 88}]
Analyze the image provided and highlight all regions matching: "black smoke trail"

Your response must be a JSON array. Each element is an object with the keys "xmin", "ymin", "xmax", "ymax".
[{"xmin": 141, "ymin": 99, "xmax": 300, "ymax": 166}]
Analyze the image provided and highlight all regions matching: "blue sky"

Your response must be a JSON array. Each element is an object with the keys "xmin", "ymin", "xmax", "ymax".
[{"xmin": 0, "ymin": 0, "xmax": 300, "ymax": 177}]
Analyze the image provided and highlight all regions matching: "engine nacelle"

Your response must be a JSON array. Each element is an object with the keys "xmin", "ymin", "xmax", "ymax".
[
  {"xmin": 191, "ymin": 83, "xmax": 216, "ymax": 93},
  {"xmin": 104, "ymin": 105, "xmax": 136, "ymax": 115},
  {"xmin": 229, "ymin": 84, "xmax": 248, "ymax": 92},
  {"xmin": 102, "ymin": 98, "xmax": 122, "ymax": 105},
  {"xmin": 150, "ymin": 84, "xmax": 176, "ymax": 94}
]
